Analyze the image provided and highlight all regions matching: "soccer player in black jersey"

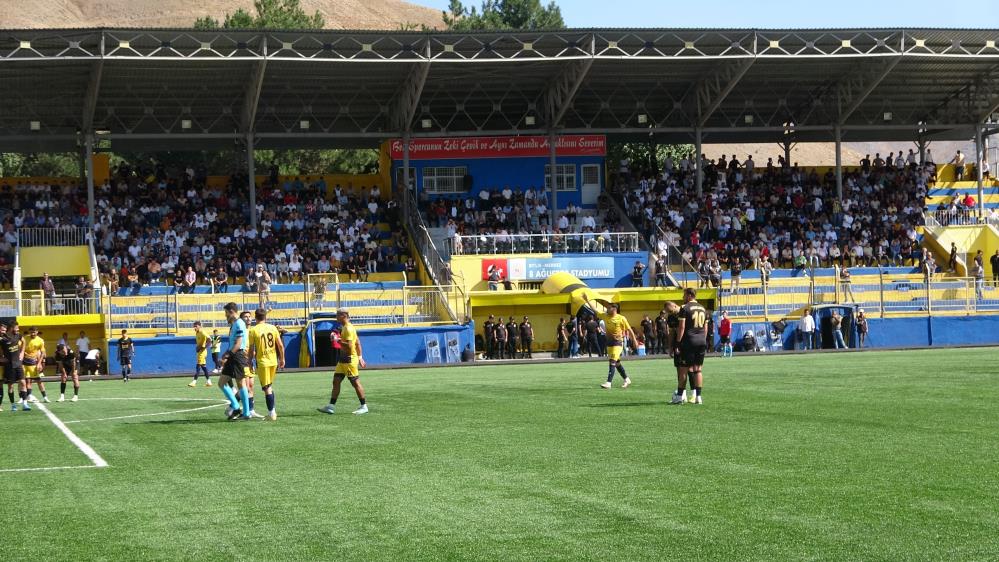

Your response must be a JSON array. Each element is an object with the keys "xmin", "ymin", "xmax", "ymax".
[{"xmin": 671, "ymin": 288, "xmax": 709, "ymax": 405}]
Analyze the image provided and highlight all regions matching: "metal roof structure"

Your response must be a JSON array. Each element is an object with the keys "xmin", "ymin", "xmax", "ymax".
[{"xmin": 3, "ymin": 27, "xmax": 999, "ymax": 152}]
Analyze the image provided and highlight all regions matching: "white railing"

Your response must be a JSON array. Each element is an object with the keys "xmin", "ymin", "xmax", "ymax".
[
  {"xmin": 449, "ymin": 232, "xmax": 641, "ymax": 255},
  {"xmin": 401, "ymin": 190, "xmax": 464, "ymax": 323},
  {"xmin": 16, "ymin": 227, "xmax": 90, "ymax": 247}
]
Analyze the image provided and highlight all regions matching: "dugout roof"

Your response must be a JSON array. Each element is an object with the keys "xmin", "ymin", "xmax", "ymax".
[{"xmin": 2, "ymin": 27, "xmax": 999, "ymax": 152}]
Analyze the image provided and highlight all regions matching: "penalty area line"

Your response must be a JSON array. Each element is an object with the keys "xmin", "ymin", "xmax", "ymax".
[{"xmin": 35, "ymin": 402, "xmax": 109, "ymax": 469}]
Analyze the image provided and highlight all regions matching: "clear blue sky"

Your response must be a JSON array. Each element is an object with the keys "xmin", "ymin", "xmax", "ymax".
[{"xmin": 418, "ymin": 0, "xmax": 998, "ymax": 28}]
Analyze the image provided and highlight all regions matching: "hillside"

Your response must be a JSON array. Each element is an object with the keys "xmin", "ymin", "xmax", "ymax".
[{"xmin": 0, "ymin": 0, "xmax": 444, "ymax": 30}]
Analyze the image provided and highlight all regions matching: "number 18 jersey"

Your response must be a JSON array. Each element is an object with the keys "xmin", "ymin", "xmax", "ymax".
[{"xmin": 249, "ymin": 322, "xmax": 281, "ymax": 367}]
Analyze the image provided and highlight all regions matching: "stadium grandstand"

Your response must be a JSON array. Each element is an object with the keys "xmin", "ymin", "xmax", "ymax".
[{"xmin": 4, "ymin": 21, "xmax": 999, "ymax": 561}]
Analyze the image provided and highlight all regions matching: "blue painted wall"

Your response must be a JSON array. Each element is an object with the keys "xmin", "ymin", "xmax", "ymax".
[
  {"xmin": 393, "ymin": 155, "xmax": 604, "ymax": 209},
  {"xmin": 728, "ymin": 314, "xmax": 999, "ymax": 351},
  {"xmin": 115, "ymin": 281, "xmax": 405, "ymax": 297},
  {"xmin": 111, "ymin": 323, "xmax": 475, "ymax": 375},
  {"xmin": 542, "ymin": 252, "xmax": 648, "ymax": 288}
]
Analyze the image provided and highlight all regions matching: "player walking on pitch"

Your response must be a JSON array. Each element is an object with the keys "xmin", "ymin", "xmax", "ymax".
[
  {"xmin": 189, "ymin": 322, "xmax": 213, "ymax": 387},
  {"xmin": 55, "ymin": 343, "xmax": 80, "ymax": 402},
  {"xmin": 248, "ymin": 308, "xmax": 285, "ymax": 421},
  {"xmin": 319, "ymin": 309, "xmax": 368, "ymax": 415},
  {"xmin": 1, "ymin": 322, "xmax": 26, "ymax": 411},
  {"xmin": 671, "ymin": 288, "xmax": 709, "ymax": 405},
  {"xmin": 599, "ymin": 303, "xmax": 638, "ymax": 389},
  {"xmin": 118, "ymin": 329, "xmax": 135, "ymax": 382},
  {"xmin": 23, "ymin": 326, "xmax": 49, "ymax": 403}
]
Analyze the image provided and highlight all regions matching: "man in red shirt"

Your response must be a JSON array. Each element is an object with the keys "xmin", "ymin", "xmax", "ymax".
[{"xmin": 718, "ymin": 311, "xmax": 733, "ymax": 357}]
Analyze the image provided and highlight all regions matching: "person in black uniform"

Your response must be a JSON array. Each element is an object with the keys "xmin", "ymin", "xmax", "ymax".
[
  {"xmin": 493, "ymin": 319, "xmax": 507, "ymax": 360},
  {"xmin": 118, "ymin": 329, "xmax": 135, "ymax": 382},
  {"xmin": 585, "ymin": 315, "xmax": 600, "ymax": 358},
  {"xmin": 655, "ymin": 255, "xmax": 668, "ymax": 288},
  {"xmin": 505, "ymin": 317, "xmax": 518, "ymax": 359},
  {"xmin": 483, "ymin": 315, "xmax": 496, "ymax": 360},
  {"xmin": 55, "ymin": 343, "xmax": 80, "ymax": 402},
  {"xmin": 519, "ymin": 316, "xmax": 534, "ymax": 359},
  {"xmin": 672, "ymin": 288, "xmax": 708, "ymax": 405},
  {"xmin": 655, "ymin": 310, "xmax": 669, "ymax": 355},
  {"xmin": 555, "ymin": 318, "xmax": 567, "ymax": 359},
  {"xmin": 631, "ymin": 261, "xmax": 647, "ymax": 287},
  {"xmin": 1, "ymin": 322, "xmax": 26, "ymax": 411},
  {"xmin": 640, "ymin": 314, "xmax": 655, "ymax": 354},
  {"xmin": 567, "ymin": 315, "xmax": 580, "ymax": 358}
]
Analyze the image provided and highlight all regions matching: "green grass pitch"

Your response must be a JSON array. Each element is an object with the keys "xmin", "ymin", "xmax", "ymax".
[{"xmin": 2, "ymin": 348, "xmax": 998, "ymax": 561}]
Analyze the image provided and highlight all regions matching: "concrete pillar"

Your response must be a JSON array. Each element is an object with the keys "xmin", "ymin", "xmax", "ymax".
[
  {"xmin": 694, "ymin": 127, "xmax": 703, "ymax": 197},
  {"xmin": 246, "ymin": 132, "xmax": 257, "ymax": 231},
  {"xmin": 834, "ymin": 125, "xmax": 843, "ymax": 201},
  {"xmin": 917, "ymin": 139, "xmax": 928, "ymax": 165},
  {"xmin": 549, "ymin": 129, "xmax": 558, "ymax": 219},
  {"xmin": 84, "ymin": 134, "xmax": 96, "ymax": 232},
  {"xmin": 976, "ymin": 124, "xmax": 985, "ymax": 218}
]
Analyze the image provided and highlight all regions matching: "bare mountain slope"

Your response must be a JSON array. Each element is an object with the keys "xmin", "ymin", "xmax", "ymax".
[{"xmin": 0, "ymin": 0, "xmax": 444, "ymax": 30}]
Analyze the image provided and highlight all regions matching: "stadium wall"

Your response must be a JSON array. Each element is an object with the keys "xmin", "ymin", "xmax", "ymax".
[
  {"xmin": 108, "ymin": 324, "xmax": 474, "ymax": 375},
  {"xmin": 730, "ymin": 313, "xmax": 999, "ymax": 351}
]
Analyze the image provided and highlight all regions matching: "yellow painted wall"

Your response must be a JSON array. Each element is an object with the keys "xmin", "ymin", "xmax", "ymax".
[
  {"xmin": 19, "ymin": 246, "xmax": 92, "ymax": 278},
  {"xmin": 928, "ymin": 224, "xmax": 999, "ymax": 278},
  {"xmin": 467, "ymin": 287, "xmax": 710, "ymax": 352},
  {"xmin": 13, "ymin": 316, "xmax": 106, "ymax": 377}
]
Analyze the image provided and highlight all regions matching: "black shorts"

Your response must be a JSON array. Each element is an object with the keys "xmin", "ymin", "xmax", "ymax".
[
  {"xmin": 672, "ymin": 350, "xmax": 683, "ymax": 368},
  {"xmin": 81, "ymin": 359, "xmax": 98, "ymax": 373},
  {"xmin": 3, "ymin": 365, "xmax": 24, "ymax": 383},
  {"xmin": 119, "ymin": 355, "xmax": 133, "ymax": 365},
  {"xmin": 680, "ymin": 341, "xmax": 707, "ymax": 367},
  {"xmin": 719, "ymin": 335, "xmax": 731, "ymax": 344},
  {"xmin": 222, "ymin": 350, "xmax": 248, "ymax": 379}
]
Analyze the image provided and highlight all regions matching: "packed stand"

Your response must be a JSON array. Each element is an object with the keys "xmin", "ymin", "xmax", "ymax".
[
  {"xmin": 1, "ymin": 161, "xmax": 411, "ymax": 295},
  {"xmin": 616, "ymin": 151, "xmax": 935, "ymax": 285}
]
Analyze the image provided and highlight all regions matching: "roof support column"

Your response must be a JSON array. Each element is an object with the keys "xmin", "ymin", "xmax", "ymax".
[
  {"xmin": 976, "ymin": 123, "xmax": 985, "ymax": 218},
  {"xmin": 403, "ymin": 129, "xmax": 412, "ymax": 217},
  {"xmin": 549, "ymin": 129, "xmax": 558, "ymax": 218},
  {"xmin": 84, "ymin": 134, "xmax": 95, "ymax": 232},
  {"xmin": 834, "ymin": 125, "xmax": 843, "ymax": 201},
  {"xmin": 917, "ymin": 138, "xmax": 928, "ymax": 165},
  {"xmin": 694, "ymin": 127, "xmax": 703, "ymax": 198},
  {"xmin": 246, "ymin": 132, "xmax": 257, "ymax": 231}
]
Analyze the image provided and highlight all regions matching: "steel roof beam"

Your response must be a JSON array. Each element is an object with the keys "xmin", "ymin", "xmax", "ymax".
[
  {"xmin": 835, "ymin": 56, "xmax": 902, "ymax": 125},
  {"xmin": 240, "ymin": 58, "xmax": 268, "ymax": 134},
  {"xmin": 387, "ymin": 42, "xmax": 431, "ymax": 132},
  {"xmin": 81, "ymin": 59, "xmax": 103, "ymax": 133},
  {"xmin": 693, "ymin": 56, "xmax": 757, "ymax": 128}
]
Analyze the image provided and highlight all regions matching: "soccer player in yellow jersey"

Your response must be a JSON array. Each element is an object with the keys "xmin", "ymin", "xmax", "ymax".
[
  {"xmin": 599, "ymin": 304, "xmax": 638, "ymax": 389},
  {"xmin": 23, "ymin": 326, "xmax": 50, "ymax": 403},
  {"xmin": 248, "ymin": 308, "xmax": 285, "ymax": 421},
  {"xmin": 319, "ymin": 309, "xmax": 368, "ymax": 415},
  {"xmin": 189, "ymin": 322, "xmax": 213, "ymax": 387}
]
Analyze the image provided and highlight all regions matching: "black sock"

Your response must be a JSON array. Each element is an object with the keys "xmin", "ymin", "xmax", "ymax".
[
  {"xmin": 74, "ymin": 385, "xmax": 79, "ymax": 396},
  {"xmin": 61, "ymin": 382, "xmax": 67, "ymax": 394},
  {"xmin": 359, "ymin": 397, "xmax": 366, "ymax": 406},
  {"xmin": 606, "ymin": 364, "xmax": 615, "ymax": 383},
  {"xmin": 616, "ymin": 364, "xmax": 627, "ymax": 378},
  {"xmin": 329, "ymin": 390, "xmax": 337, "ymax": 404},
  {"xmin": 695, "ymin": 387, "xmax": 702, "ymax": 397},
  {"xmin": 249, "ymin": 397, "xmax": 255, "ymax": 411},
  {"xmin": 677, "ymin": 387, "xmax": 685, "ymax": 394},
  {"xmin": 19, "ymin": 390, "xmax": 25, "ymax": 400},
  {"xmin": 7, "ymin": 391, "xmax": 12, "ymax": 403},
  {"xmin": 41, "ymin": 390, "xmax": 47, "ymax": 398}
]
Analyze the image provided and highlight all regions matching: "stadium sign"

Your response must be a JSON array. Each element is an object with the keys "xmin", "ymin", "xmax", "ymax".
[
  {"xmin": 482, "ymin": 257, "xmax": 615, "ymax": 281},
  {"xmin": 390, "ymin": 135, "xmax": 606, "ymax": 160}
]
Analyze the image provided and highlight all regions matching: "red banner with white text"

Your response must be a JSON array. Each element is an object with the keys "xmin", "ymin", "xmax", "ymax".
[{"xmin": 389, "ymin": 135, "xmax": 606, "ymax": 160}]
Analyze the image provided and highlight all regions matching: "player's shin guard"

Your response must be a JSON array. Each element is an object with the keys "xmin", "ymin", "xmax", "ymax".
[
  {"xmin": 60, "ymin": 382, "xmax": 67, "ymax": 394},
  {"xmin": 265, "ymin": 393, "xmax": 275, "ymax": 413},
  {"xmin": 220, "ymin": 384, "xmax": 240, "ymax": 410},
  {"xmin": 606, "ymin": 362, "xmax": 616, "ymax": 383},
  {"xmin": 616, "ymin": 363, "xmax": 627, "ymax": 379}
]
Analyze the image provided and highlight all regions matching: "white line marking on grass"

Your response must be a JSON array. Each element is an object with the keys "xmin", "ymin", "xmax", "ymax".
[
  {"xmin": 35, "ymin": 403, "xmax": 108, "ymax": 468},
  {"xmin": 64, "ymin": 403, "xmax": 226, "ymax": 424},
  {"xmin": 74, "ymin": 397, "xmax": 221, "ymax": 402},
  {"xmin": 0, "ymin": 465, "xmax": 103, "ymax": 474}
]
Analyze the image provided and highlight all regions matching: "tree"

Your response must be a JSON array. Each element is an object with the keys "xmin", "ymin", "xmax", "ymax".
[
  {"xmin": 194, "ymin": 0, "xmax": 323, "ymax": 30},
  {"xmin": 608, "ymin": 141, "xmax": 694, "ymax": 177},
  {"xmin": 443, "ymin": 0, "xmax": 564, "ymax": 31}
]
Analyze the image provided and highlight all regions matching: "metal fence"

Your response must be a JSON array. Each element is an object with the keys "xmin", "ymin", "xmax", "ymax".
[
  {"xmin": 17, "ymin": 227, "xmax": 90, "ymax": 247},
  {"xmin": 448, "ymin": 232, "xmax": 641, "ymax": 256},
  {"xmin": 401, "ymin": 190, "xmax": 466, "ymax": 323},
  {"xmin": 718, "ymin": 272, "xmax": 993, "ymax": 320}
]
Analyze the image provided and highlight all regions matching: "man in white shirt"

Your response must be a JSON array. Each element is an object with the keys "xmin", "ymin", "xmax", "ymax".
[
  {"xmin": 799, "ymin": 309, "xmax": 815, "ymax": 350},
  {"xmin": 76, "ymin": 331, "xmax": 91, "ymax": 354}
]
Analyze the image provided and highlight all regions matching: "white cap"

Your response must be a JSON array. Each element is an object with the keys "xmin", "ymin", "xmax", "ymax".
[{"xmin": 858, "ymin": 308, "xmax": 864, "ymax": 313}]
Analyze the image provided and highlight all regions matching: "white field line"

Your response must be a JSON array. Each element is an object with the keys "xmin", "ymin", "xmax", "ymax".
[
  {"xmin": 0, "ymin": 465, "xmax": 103, "ymax": 474},
  {"xmin": 64, "ymin": 403, "xmax": 226, "ymax": 424},
  {"xmin": 35, "ymin": 402, "xmax": 108, "ymax": 468},
  {"xmin": 74, "ymin": 397, "xmax": 221, "ymax": 401}
]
